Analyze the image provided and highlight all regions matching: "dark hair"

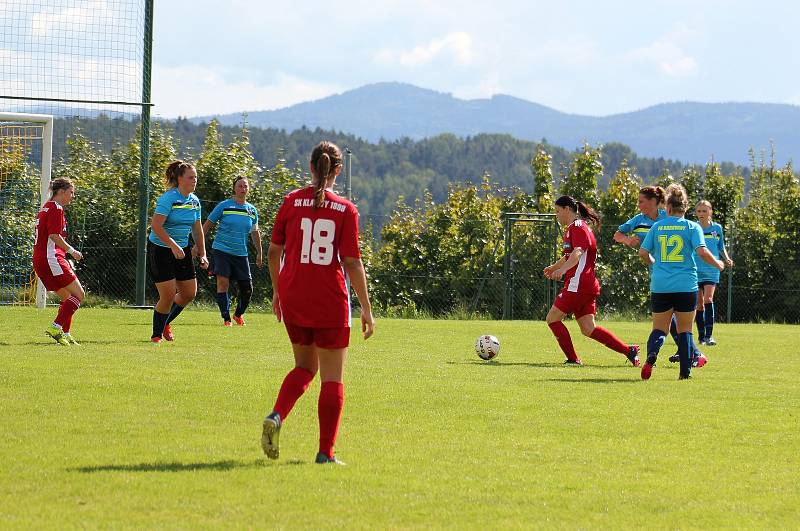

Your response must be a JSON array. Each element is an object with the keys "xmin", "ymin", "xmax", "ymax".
[
  {"xmin": 554, "ymin": 195, "xmax": 601, "ymax": 227},
  {"xmin": 232, "ymin": 175, "xmax": 248, "ymax": 192},
  {"xmin": 165, "ymin": 160, "xmax": 194, "ymax": 188},
  {"xmin": 640, "ymin": 185, "xmax": 665, "ymax": 206},
  {"xmin": 310, "ymin": 141, "xmax": 342, "ymax": 208},
  {"xmin": 49, "ymin": 177, "xmax": 74, "ymax": 197},
  {"xmin": 665, "ymin": 183, "xmax": 688, "ymax": 213}
]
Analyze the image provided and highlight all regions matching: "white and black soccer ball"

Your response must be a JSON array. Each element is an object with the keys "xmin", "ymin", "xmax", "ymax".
[{"xmin": 475, "ymin": 335, "xmax": 500, "ymax": 360}]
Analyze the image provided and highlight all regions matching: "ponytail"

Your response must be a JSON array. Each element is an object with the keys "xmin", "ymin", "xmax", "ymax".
[
  {"xmin": 309, "ymin": 141, "xmax": 343, "ymax": 208},
  {"xmin": 554, "ymin": 195, "xmax": 601, "ymax": 227},
  {"xmin": 165, "ymin": 160, "xmax": 194, "ymax": 188},
  {"xmin": 665, "ymin": 183, "xmax": 688, "ymax": 213}
]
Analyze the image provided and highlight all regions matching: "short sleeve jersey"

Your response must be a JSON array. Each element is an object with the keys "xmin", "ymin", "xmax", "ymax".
[
  {"xmin": 561, "ymin": 219, "xmax": 600, "ymax": 295},
  {"xmin": 641, "ymin": 216, "xmax": 706, "ymax": 293},
  {"xmin": 33, "ymin": 200, "xmax": 67, "ymax": 262},
  {"xmin": 148, "ymin": 188, "xmax": 201, "ymax": 248},
  {"xmin": 271, "ymin": 187, "xmax": 361, "ymax": 328},
  {"xmin": 208, "ymin": 198, "xmax": 258, "ymax": 256},
  {"xmin": 696, "ymin": 221, "xmax": 726, "ymax": 282},
  {"xmin": 617, "ymin": 209, "xmax": 668, "ymax": 242}
]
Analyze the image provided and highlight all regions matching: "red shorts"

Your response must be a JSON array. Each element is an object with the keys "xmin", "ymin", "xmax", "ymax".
[
  {"xmin": 284, "ymin": 322, "xmax": 350, "ymax": 349},
  {"xmin": 554, "ymin": 288, "xmax": 597, "ymax": 318},
  {"xmin": 33, "ymin": 255, "xmax": 77, "ymax": 292}
]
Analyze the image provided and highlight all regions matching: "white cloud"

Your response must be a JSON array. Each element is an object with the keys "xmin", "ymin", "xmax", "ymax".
[
  {"xmin": 31, "ymin": 0, "xmax": 111, "ymax": 35},
  {"xmin": 373, "ymin": 32, "xmax": 473, "ymax": 67},
  {"xmin": 151, "ymin": 65, "xmax": 342, "ymax": 118},
  {"xmin": 626, "ymin": 28, "xmax": 698, "ymax": 78}
]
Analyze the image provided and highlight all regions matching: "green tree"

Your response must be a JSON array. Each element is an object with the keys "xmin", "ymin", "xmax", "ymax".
[
  {"xmin": 531, "ymin": 148, "xmax": 554, "ymax": 212},
  {"xmin": 561, "ymin": 142, "xmax": 602, "ymax": 205}
]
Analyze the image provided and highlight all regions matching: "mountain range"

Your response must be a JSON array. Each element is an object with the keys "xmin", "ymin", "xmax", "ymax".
[{"xmin": 194, "ymin": 82, "xmax": 799, "ymax": 166}]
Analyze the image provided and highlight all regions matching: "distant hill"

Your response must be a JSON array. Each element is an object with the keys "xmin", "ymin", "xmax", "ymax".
[{"xmin": 193, "ymin": 82, "xmax": 799, "ymax": 166}]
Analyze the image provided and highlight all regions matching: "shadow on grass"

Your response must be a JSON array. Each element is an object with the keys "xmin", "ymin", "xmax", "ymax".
[
  {"xmin": 547, "ymin": 377, "xmax": 640, "ymax": 384},
  {"xmin": 69, "ymin": 458, "xmax": 304, "ymax": 473},
  {"xmin": 448, "ymin": 360, "xmax": 632, "ymax": 370}
]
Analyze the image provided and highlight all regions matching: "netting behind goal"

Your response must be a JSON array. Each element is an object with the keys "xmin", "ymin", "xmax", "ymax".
[{"xmin": 0, "ymin": 118, "xmax": 50, "ymax": 304}]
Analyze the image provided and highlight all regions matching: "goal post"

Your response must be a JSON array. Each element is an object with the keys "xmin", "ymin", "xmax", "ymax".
[{"xmin": 0, "ymin": 112, "xmax": 53, "ymax": 308}]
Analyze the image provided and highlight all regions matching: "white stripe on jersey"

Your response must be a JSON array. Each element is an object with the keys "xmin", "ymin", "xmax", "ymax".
[
  {"xmin": 567, "ymin": 249, "xmax": 588, "ymax": 293},
  {"xmin": 46, "ymin": 239, "xmax": 63, "ymax": 275}
]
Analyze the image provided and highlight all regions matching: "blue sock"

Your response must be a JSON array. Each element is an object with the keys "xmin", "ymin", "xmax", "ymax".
[
  {"xmin": 152, "ymin": 310, "xmax": 168, "ymax": 338},
  {"xmin": 166, "ymin": 302, "xmax": 185, "ymax": 325},
  {"xmin": 669, "ymin": 315, "xmax": 679, "ymax": 343},
  {"xmin": 678, "ymin": 331, "xmax": 693, "ymax": 378},
  {"xmin": 704, "ymin": 302, "xmax": 715, "ymax": 338},
  {"xmin": 234, "ymin": 280, "xmax": 253, "ymax": 317},
  {"xmin": 695, "ymin": 310, "xmax": 705, "ymax": 341},
  {"xmin": 216, "ymin": 292, "xmax": 231, "ymax": 321},
  {"xmin": 647, "ymin": 329, "xmax": 666, "ymax": 363}
]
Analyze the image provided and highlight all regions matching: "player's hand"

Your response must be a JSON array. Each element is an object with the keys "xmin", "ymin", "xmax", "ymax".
[
  {"xmin": 543, "ymin": 265, "xmax": 556, "ymax": 278},
  {"xmin": 69, "ymin": 249, "xmax": 83, "ymax": 261},
  {"xmin": 613, "ymin": 232, "xmax": 627, "ymax": 244},
  {"xmin": 550, "ymin": 268, "xmax": 565, "ymax": 281},
  {"xmin": 271, "ymin": 296, "xmax": 282, "ymax": 322},
  {"xmin": 716, "ymin": 260, "xmax": 725, "ymax": 272},
  {"xmin": 172, "ymin": 246, "xmax": 185, "ymax": 260},
  {"xmin": 256, "ymin": 253, "xmax": 263, "ymax": 268},
  {"xmin": 198, "ymin": 255, "xmax": 209, "ymax": 269},
  {"xmin": 725, "ymin": 258, "xmax": 734, "ymax": 268},
  {"xmin": 361, "ymin": 308, "xmax": 375, "ymax": 340}
]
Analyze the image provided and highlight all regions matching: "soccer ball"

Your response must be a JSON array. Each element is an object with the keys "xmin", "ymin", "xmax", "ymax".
[{"xmin": 475, "ymin": 335, "xmax": 500, "ymax": 360}]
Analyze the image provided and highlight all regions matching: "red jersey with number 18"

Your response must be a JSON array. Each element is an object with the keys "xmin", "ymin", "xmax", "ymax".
[{"xmin": 271, "ymin": 186, "xmax": 361, "ymax": 328}]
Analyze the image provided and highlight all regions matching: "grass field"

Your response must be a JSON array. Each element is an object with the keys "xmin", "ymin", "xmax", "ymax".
[{"xmin": 1, "ymin": 307, "xmax": 798, "ymax": 528}]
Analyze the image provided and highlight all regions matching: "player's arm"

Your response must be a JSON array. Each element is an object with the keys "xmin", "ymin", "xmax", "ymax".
[
  {"xmin": 551, "ymin": 248, "xmax": 583, "ymax": 280},
  {"xmin": 267, "ymin": 242, "xmax": 284, "ymax": 321},
  {"xmin": 637, "ymin": 247, "xmax": 654, "ymax": 266},
  {"xmin": 201, "ymin": 219, "xmax": 214, "ymax": 237},
  {"xmin": 191, "ymin": 220, "xmax": 208, "ymax": 269},
  {"xmin": 250, "ymin": 225, "xmax": 263, "ymax": 268},
  {"xmin": 48, "ymin": 234, "xmax": 82, "ymax": 261},
  {"xmin": 151, "ymin": 214, "xmax": 185, "ymax": 259},
  {"xmin": 719, "ymin": 230, "xmax": 733, "ymax": 267},
  {"xmin": 697, "ymin": 246, "xmax": 725, "ymax": 271},
  {"xmin": 543, "ymin": 255, "xmax": 567, "ymax": 277},
  {"xmin": 613, "ymin": 231, "xmax": 640, "ymax": 247},
  {"xmin": 342, "ymin": 256, "xmax": 375, "ymax": 340}
]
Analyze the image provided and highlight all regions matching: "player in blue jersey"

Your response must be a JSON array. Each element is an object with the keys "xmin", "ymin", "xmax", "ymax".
[
  {"xmin": 613, "ymin": 185, "xmax": 704, "ymax": 361},
  {"xmin": 692, "ymin": 200, "xmax": 733, "ymax": 345},
  {"xmin": 638, "ymin": 184, "xmax": 725, "ymax": 380},
  {"xmin": 147, "ymin": 160, "xmax": 208, "ymax": 343},
  {"xmin": 202, "ymin": 176, "xmax": 263, "ymax": 326}
]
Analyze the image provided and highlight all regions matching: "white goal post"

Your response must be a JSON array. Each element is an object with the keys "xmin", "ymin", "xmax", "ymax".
[{"xmin": 0, "ymin": 112, "xmax": 53, "ymax": 308}]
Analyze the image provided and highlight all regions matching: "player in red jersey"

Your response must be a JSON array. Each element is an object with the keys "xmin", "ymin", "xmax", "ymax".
[
  {"xmin": 543, "ymin": 195, "xmax": 640, "ymax": 366},
  {"xmin": 261, "ymin": 141, "xmax": 375, "ymax": 465},
  {"xmin": 32, "ymin": 177, "xmax": 85, "ymax": 346}
]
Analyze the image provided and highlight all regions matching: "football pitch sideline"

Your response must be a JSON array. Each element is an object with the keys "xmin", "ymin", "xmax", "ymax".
[{"xmin": 1, "ymin": 307, "xmax": 798, "ymax": 528}]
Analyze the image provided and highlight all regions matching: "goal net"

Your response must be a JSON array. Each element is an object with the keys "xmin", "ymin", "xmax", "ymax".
[{"xmin": 0, "ymin": 113, "xmax": 53, "ymax": 307}]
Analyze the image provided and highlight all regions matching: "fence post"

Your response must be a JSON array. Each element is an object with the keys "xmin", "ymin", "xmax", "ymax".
[
  {"xmin": 726, "ymin": 222, "xmax": 734, "ymax": 322},
  {"xmin": 502, "ymin": 214, "xmax": 511, "ymax": 320}
]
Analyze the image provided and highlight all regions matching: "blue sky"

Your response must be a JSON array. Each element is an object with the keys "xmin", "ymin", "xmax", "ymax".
[{"xmin": 18, "ymin": 0, "xmax": 799, "ymax": 119}]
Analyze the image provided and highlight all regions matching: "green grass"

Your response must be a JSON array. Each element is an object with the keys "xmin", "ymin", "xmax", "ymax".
[{"xmin": 1, "ymin": 307, "xmax": 798, "ymax": 528}]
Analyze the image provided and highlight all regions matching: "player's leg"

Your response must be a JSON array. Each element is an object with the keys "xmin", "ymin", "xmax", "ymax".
[
  {"xmin": 232, "ymin": 255, "xmax": 253, "ymax": 325},
  {"xmin": 642, "ymin": 293, "xmax": 672, "ymax": 379},
  {"xmin": 695, "ymin": 288, "xmax": 706, "ymax": 343},
  {"xmin": 674, "ymin": 306, "xmax": 697, "ymax": 379},
  {"xmin": 316, "ymin": 336, "xmax": 348, "ymax": 464},
  {"xmin": 215, "ymin": 275, "xmax": 232, "ymax": 324},
  {"xmin": 577, "ymin": 301, "xmax": 640, "ymax": 366},
  {"xmin": 53, "ymin": 278, "xmax": 85, "ymax": 344},
  {"xmin": 152, "ymin": 279, "xmax": 176, "ymax": 341},
  {"xmin": 546, "ymin": 304, "xmax": 581, "ymax": 364},
  {"xmin": 164, "ymin": 246, "xmax": 197, "ymax": 332},
  {"xmin": 262, "ymin": 327, "xmax": 318, "ymax": 459},
  {"xmin": 703, "ymin": 284, "xmax": 717, "ymax": 345}
]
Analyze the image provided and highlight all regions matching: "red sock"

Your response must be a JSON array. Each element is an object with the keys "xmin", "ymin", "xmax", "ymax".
[
  {"xmin": 55, "ymin": 296, "xmax": 80, "ymax": 332},
  {"xmin": 548, "ymin": 321, "xmax": 579, "ymax": 362},
  {"xmin": 272, "ymin": 367, "xmax": 315, "ymax": 420},
  {"xmin": 318, "ymin": 381, "xmax": 344, "ymax": 459},
  {"xmin": 589, "ymin": 326, "xmax": 629, "ymax": 355}
]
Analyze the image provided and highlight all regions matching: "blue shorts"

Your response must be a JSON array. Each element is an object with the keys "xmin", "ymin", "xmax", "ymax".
[
  {"xmin": 651, "ymin": 291, "xmax": 697, "ymax": 313},
  {"xmin": 211, "ymin": 249, "xmax": 251, "ymax": 281}
]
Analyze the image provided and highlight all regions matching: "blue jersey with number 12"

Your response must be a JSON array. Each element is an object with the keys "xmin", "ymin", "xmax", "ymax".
[{"xmin": 641, "ymin": 216, "xmax": 705, "ymax": 293}]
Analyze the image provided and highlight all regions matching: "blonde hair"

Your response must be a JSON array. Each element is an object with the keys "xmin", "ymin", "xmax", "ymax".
[
  {"xmin": 696, "ymin": 199, "xmax": 712, "ymax": 210},
  {"xmin": 665, "ymin": 183, "xmax": 688, "ymax": 213}
]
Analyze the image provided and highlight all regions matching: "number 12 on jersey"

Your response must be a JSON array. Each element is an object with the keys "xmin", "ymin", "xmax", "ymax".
[{"xmin": 300, "ymin": 218, "xmax": 336, "ymax": 265}]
